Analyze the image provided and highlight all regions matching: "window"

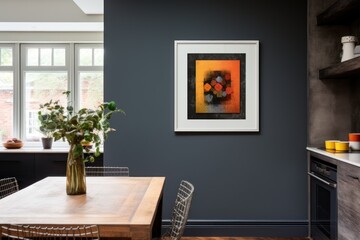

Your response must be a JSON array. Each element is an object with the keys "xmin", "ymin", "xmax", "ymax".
[
  {"xmin": 75, "ymin": 44, "xmax": 104, "ymax": 110},
  {"xmin": 0, "ymin": 44, "xmax": 16, "ymax": 141},
  {"xmin": 21, "ymin": 44, "xmax": 70, "ymax": 142},
  {"xmin": 0, "ymin": 43, "xmax": 103, "ymax": 146},
  {"xmin": 27, "ymin": 110, "xmax": 38, "ymax": 138}
]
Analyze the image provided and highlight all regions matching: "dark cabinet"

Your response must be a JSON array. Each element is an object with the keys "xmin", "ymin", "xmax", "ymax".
[
  {"xmin": 337, "ymin": 161, "xmax": 360, "ymax": 240},
  {"xmin": 308, "ymin": 150, "xmax": 360, "ymax": 240},
  {"xmin": 0, "ymin": 154, "xmax": 35, "ymax": 189},
  {"xmin": 0, "ymin": 152, "xmax": 103, "ymax": 189},
  {"xmin": 35, "ymin": 153, "xmax": 68, "ymax": 181},
  {"xmin": 35, "ymin": 153, "xmax": 103, "ymax": 182}
]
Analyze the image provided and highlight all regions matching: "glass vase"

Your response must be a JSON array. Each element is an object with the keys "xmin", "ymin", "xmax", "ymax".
[{"xmin": 66, "ymin": 144, "xmax": 86, "ymax": 195}]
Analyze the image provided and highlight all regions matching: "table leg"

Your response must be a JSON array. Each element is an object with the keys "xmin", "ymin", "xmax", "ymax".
[
  {"xmin": 130, "ymin": 226, "xmax": 151, "ymax": 240},
  {"xmin": 152, "ymin": 192, "xmax": 163, "ymax": 239}
]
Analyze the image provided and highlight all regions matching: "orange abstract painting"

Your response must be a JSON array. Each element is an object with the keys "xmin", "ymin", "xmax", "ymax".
[
  {"xmin": 187, "ymin": 53, "xmax": 245, "ymax": 120},
  {"xmin": 195, "ymin": 60, "xmax": 240, "ymax": 114}
]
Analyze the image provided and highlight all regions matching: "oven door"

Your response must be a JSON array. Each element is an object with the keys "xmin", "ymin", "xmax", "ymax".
[{"xmin": 309, "ymin": 172, "xmax": 337, "ymax": 240}]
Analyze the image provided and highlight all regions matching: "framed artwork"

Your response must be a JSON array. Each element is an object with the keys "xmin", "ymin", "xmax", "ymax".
[{"xmin": 174, "ymin": 40, "xmax": 259, "ymax": 132}]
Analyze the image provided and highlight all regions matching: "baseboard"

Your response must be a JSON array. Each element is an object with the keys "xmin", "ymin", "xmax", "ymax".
[{"xmin": 162, "ymin": 219, "xmax": 308, "ymax": 237}]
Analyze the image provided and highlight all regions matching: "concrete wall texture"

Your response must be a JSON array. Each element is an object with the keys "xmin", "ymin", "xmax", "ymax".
[{"xmin": 308, "ymin": 0, "xmax": 360, "ymax": 147}]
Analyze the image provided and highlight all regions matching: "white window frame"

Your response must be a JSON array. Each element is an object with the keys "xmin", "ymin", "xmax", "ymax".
[
  {"xmin": 74, "ymin": 43, "xmax": 103, "ymax": 112},
  {"xmin": 21, "ymin": 43, "xmax": 71, "ymax": 147},
  {"xmin": 0, "ymin": 42, "xmax": 103, "ymax": 148},
  {"xmin": 0, "ymin": 43, "xmax": 20, "ymax": 138}
]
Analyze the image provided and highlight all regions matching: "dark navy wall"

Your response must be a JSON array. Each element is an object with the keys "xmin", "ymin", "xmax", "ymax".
[{"xmin": 104, "ymin": 0, "xmax": 307, "ymax": 236}]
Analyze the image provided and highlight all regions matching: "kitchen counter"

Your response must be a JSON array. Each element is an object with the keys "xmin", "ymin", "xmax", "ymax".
[
  {"xmin": 0, "ymin": 147, "xmax": 70, "ymax": 153},
  {"xmin": 0, "ymin": 146, "xmax": 103, "ymax": 153},
  {"xmin": 307, "ymin": 147, "xmax": 360, "ymax": 168}
]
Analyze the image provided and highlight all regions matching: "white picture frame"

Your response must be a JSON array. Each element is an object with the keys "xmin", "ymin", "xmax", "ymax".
[{"xmin": 174, "ymin": 40, "xmax": 259, "ymax": 132}]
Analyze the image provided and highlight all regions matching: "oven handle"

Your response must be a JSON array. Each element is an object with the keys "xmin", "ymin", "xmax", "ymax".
[{"xmin": 308, "ymin": 172, "xmax": 337, "ymax": 188}]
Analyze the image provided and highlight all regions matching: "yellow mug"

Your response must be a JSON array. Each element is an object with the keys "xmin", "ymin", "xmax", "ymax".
[
  {"xmin": 335, "ymin": 141, "xmax": 349, "ymax": 152},
  {"xmin": 325, "ymin": 140, "xmax": 339, "ymax": 150}
]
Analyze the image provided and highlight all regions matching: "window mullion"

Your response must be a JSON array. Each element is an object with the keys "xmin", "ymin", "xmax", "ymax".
[
  {"xmin": 13, "ymin": 43, "xmax": 20, "ymax": 139},
  {"xmin": 22, "ymin": 66, "xmax": 69, "ymax": 71},
  {"xmin": 37, "ymin": 48, "xmax": 40, "ymax": 67},
  {"xmin": 76, "ymin": 66, "xmax": 103, "ymax": 72},
  {"xmin": 69, "ymin": 43, "xmax": 76, "ymax": 113},
  {"xmin": 92, "ymin": 48, "xmax": 95, "ymax": 66},
  {"xmin": 51, "ymin": 48, "xmax": 54, "ymax": 66},
  {"xmin": 0, "ymin": 66, "xmax": 14, "ymax": 71}
]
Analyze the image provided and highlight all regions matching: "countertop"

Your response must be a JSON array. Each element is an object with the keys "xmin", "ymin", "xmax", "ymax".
[
  {"xmin": 0, "ymin": 147, "xmax": 103, "ymax": 153},
  {"xmin": 307, "ymin": 147, "xmax": 360, "ymax": 168}
]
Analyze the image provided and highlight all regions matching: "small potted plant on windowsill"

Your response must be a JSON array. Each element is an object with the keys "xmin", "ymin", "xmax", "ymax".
[{"xmin": 38, "ymin": 101, "xmax": 62, "ymax": 149}]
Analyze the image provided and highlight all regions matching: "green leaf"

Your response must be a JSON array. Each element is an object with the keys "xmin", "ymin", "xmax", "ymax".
[
  {"xmin": 63, "ymin": 91, "xmax": 70, "ymax": 96},
  {"xmin": 95, "ymin": 147, "xmax": 100, "ymax": 157},
  {"xmin": 108, "ymin": 101, "xmax": 116, "ymax": 111},
  {"xmin": 73, "ymin": 144, "xmax": 83, "ymax": 159}
]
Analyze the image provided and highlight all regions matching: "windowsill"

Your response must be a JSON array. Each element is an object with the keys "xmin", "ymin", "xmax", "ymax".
[{"xmin": 0, "ymin": 146, "xmax": 103, "ymax": 153}]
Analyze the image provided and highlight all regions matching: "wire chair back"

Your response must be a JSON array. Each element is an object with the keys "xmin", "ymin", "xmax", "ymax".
[
  {"xmin": 1, "ymin": 224, "xmax": 99, "ymax": 240},
  {"xmin": 163, "ymin": 180, "xmax": 194, "ymax": 240},
  {"xmin": 85, "ymin": 166, "xmax": 129, "ymax": 176},
  {"xmin": 0, "ymin": 177, "xmax": 19, "ymax": 199}
]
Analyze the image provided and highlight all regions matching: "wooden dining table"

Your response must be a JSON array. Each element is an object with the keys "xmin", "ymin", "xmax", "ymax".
[{"xmin": 0, "ymin": 176, "xmax": 165, "ymax": 239}]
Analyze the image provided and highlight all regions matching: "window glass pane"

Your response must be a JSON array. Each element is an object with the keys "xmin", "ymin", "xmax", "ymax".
[
  {"xmin": 79, "ymin": 72, "xmax": 103, "ymax": 109},
  {"xmin": 27, "ymin": 48, "xmax": 39, "ymax": 66},
  {"xmin": 79, "ymin": 49, "xmax": 92, "ymax": 66},
  {"xmin": 24, "ymin": 72, "xmax": 68, "ymax": 142},
  {"xmin": 0, "ymin": 48, "xmax": 13, "ymax": 66},
  {"xmin": 40, "ymin": 48, "xmax": 52, "ymax": 66},
  {"xmin": 94, "ymin": 48, "xmax": 103, "ymax": 66},
  {"xmin": 53, "ymin": 48, "xmax": 66, "ymax": 66},
  {"xmin": 0, "ymin": 72, "xmax": 13, "ymax": 141}
]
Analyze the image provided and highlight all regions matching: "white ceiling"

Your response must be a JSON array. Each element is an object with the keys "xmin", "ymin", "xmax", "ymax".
[
  {"xmin": 0, "ymin": 22, "xmax": 103, "ymax": 32},
  {"xmin": 0, "ymin": 0, "xmax": 103, "ymax": 32},
  {"xmin": 73, "ymin": 0, "xmax": 103, "ymax": 14}
]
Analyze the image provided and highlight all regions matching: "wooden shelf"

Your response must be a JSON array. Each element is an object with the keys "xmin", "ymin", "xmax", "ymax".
[
  {"xmin": 317, "ymin": 0, "xmax": 360, "ymax": 25},
  {"xmin": 319, "ymin": 57, "xmax": 360, "ymax": 79}
]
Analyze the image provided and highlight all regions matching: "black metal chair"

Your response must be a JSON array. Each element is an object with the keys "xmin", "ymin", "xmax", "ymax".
[
  {"xmin": 1, "ymin": 224, "xmax": 99, "ymax": 239},
  {"xmin": 85, "ymin": 166, "xmax": 129, "ymax": 176},
  {"xmin": 162, "ymin": 180, "xmax": 194, "ymax": 240},
  {"xmin": 0, "ymin": 177, "xmax": 19, "ymax": 199}
]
